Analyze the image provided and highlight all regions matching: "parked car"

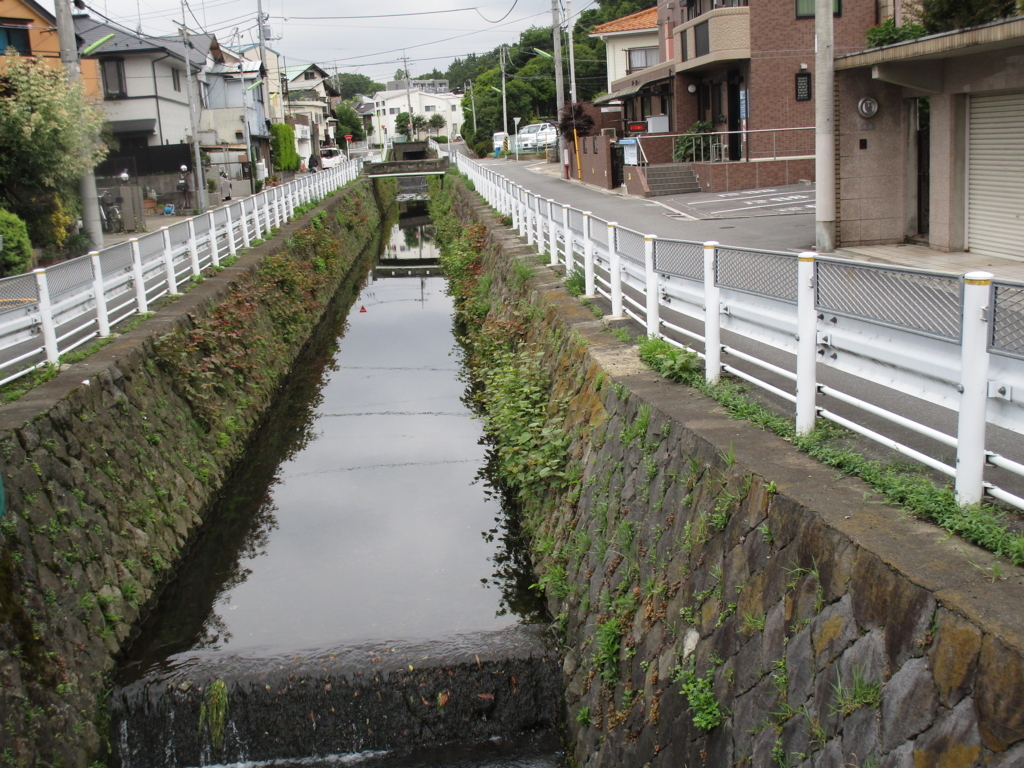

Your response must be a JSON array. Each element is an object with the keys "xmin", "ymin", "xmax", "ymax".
[
  {"xmin": 320, "ymin": 147, "xmax": 346, "ymax": 169},
  {"xmin": 518, "ymin": 122, "xmax": 558, "ymax": 152}
]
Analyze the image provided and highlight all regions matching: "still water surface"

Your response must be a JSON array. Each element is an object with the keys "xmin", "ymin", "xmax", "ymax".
[{"xmin": 121, "ymin": 224, "xmax": 538, "ymax": 679}]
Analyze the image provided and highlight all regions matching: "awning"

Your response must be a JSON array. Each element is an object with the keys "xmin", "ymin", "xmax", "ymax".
[
  {"xmin": 594, "ymin": 85, "xmax": 641, "ymax": 105},
  {"xmin": 105, "ymin": 119, "xmax": 157, "ymax": 135}
]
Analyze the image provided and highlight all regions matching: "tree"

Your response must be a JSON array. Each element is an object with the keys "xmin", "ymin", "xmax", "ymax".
[
  {"xmin": 328, "ymin": 73, "xmax": 384, "ymax": 101},
  {"xmin": 558, "ymin": 103, "xmax": 596, "ymax": 142},
  {"xmin": 394, "ymin": 68, "xmax": 407, "ymax": 81},
  {"xmin": 906, "ymin": 0, "xmax": 1016, "ymax": 32},
  {"xmin": 395, "ymin": 112, "xmax": 428, "ymax": 139},
  {"xmin": 269, "ymin": 123, "xmax": 301, "ymax": 170},
  {"xmin": 428, "ymin": 113, "xmax": 447, "ymax": 134},
  {"xmin": 334, "ymin": 103, "xmax": 366, "ymax": 141},
  {"xmin": 0, "ymin": 208, "xmax": 32, "ymax": 276},
  {"xmin": 412, "ymin": 114, "xmax": 428, "ymax": 138},
  {"xmin": 415, "ymin": 68, "xmax": 445, "ymax": 80},
  {"xmin": 0, "ymin": 53, "xmax": 107, "ymax": 248}
]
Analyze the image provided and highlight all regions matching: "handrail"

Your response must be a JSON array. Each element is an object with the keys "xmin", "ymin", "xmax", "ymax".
[
  {"xmin": 452, "ymin": 151, "xmax": 1024, "ymax": 512},
  {"xmin": 637, "ymin": 125, "xmax": 814, "ymax": 164}
]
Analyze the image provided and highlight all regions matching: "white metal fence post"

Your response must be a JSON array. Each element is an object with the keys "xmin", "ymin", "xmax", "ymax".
[
  {"xmin": 955, "ymin": 270, "xmax": 994, "ymax": 505},
  {"xmin": 187, "ymin": 220, "xmax": 201, "ymax": 277},
  {"xmin": 515, "ymin": 187, "xmax": 524, "ymax": 235},
  {"xmin": 703, "ymin": 241, "xmax": 721, "ymax": 384},
  {"xmin": 161, "ymin": 227, "xmax": 178, "ymax": 296},
  {"xmin": 240, "ymin": 203, "xmax": 251, "ymax": 248},
  {"xmin": 208, "ymin": 211, "xmax": 220, "ymax": 267},
  {"xmin": 34, "ymin": 269, "xmax": 59, "ymax": 364},
  {"xmin": 583, "ymin": 211, "xmax": 595, "ymax": 297},
  {"xmin": 90, "ymin": 252, "xmax": 111, "ymax": 337},
  {"xmin": 795, "ymin": 252, "xmax": 818, "ymax": 435},
  {"xmin": 526, "ymin": 193, "xmax": 536, "ymax": 247},
  {"xmin": 534, "ymin": 194, "xmax": 543, "ymax": 250},
  {"xmin": 254, "ymin": 194, "xmax": 265, "ymax": 239},
  {"xmin": 548, "ymin": 199, "xmax": 558, "ymax": 266},
  {"xmin": 645, "ymin": 235, "xmax": 659, "ymax": 338},
  {"xmin": 562, "ymin": 204, "xmax": 572, "ymax": 273},
  {"xmin": 225, "ymin": 206, "xmax": 237, "ymax": 257},
  {"xmin": 608, "ymin": 222, "xmax": 623, "ymax": 318},
  {"xmin": 130, "ymin": 238, "xmax": 148, "ymax": 314}
]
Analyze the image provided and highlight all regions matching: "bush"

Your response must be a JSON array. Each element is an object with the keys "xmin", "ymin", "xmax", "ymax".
[
  {"xmin": 909, "ymin": 0, "xmax": 1017, "ymax": 33},
  {"xmin": 865, "ymin": 17, "xmax": 927, "ymax": 46},
  {"xmin": 0, "ymin": 208, "xmax": 33, "ymax": 276},
  {"xmin": 673, "ymin": 120, "xmax": 716, "ymax": 163},
  {"xmin": 474, "ymin": 140, "xmax": 493, "ymax": 159},
  {"xmin": 433, "ymin": 135, "xmax": 448, "ymax": 143},
  {"xmin": 269, "ymin": 123, "xmax": 301, "ymax": 171}
]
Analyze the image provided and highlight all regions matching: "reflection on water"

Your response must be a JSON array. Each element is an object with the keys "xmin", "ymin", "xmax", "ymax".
[{"xmin": 119, "ymin": 223, "xmax": 545, "ymax": 683}]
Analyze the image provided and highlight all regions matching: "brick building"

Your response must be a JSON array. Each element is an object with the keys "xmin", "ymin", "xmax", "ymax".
[{"xmin": 592, "ymin": 0, "xmax": 879, "ymax": 195}]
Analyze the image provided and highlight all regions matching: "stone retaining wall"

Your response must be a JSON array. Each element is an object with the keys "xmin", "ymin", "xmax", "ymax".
[
  {"xmin": 0, "ymin": 178, "xmax": 394, "ymax": 767},
  {"xmin": 449, "ymin": 178, "xmax": 1024, "ymax": 768}
]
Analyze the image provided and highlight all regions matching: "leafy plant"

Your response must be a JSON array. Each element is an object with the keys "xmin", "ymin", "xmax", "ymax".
[
  {"xmin": 564, "ymin": 267, "xmax": 585, "ymax": 296},
  {"xmin": 198, "ymin": 679, "xmax": 229, "ymax": 752},
  {"xmin": 865, "ymin": 17, "xmax": 927, "ymax": 46},
  {"xmin": 576, "ymin": 706, "xmax": 592, "ymax": 726},
  {"xmin": 674, "ymin": 664, "xmax": 725, "ymax": 731},
  {"xmin": 831, "ymin": 667, "xmax": 881, "ymax": 717},
  {"xmin": 638, "ymin": 337, "xmax": 702, "ymax": 382},
  {"xmin": 672, "ymin": 120, "xmax": 715, "ymax": 163}
]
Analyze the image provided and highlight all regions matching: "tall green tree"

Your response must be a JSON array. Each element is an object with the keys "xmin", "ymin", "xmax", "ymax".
[
  {"xmin": 328, "ymin": 73, "xmax": 384, "ymax": 100},
  {"xmin": 334, "ymin": 103, "xmax": 366, "ymax": 141},
  {"xmin": 0, "ymin": 52, "xmax": 107, "ymax": 247},
  {"xmin": 907, "ymin": 0, "xmax": 1017, "ymax": 32}
]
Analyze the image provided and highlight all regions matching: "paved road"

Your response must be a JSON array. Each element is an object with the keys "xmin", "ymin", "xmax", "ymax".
[
  {"xmin": 476, "ymin": 157, "xmax": 817, "ymax": 253},
  {"xmin": 659, "ymin": 184, "xmax": 817, "ymax": 220}
]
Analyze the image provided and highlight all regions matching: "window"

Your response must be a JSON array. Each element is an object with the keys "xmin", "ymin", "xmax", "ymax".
[
  {"xmin": 451, "ymin": 104, "xmax": 457, "ymax": 111},
  {"xmin": 796, "ymin": 0, "xmax": 840, "ymax": 17},
  {"xmin": 100, "ymin": 59, "xmax": 127, "ymax": 100},
  {"xmin": 389, "ymin": 107, "xmax": 399, "ymax": 114},
  {"xmin": 627, "ymin": 47, "xmax": 658, "ymax": 73},
  {"xmin": 795, "ymin": 72, "xmax": 812, "ymax": 101},
  {"xmin": 172, "ymin": 68, "xmax": 181, "ymax": 92},
  {"xmin": 0, "ymin": 19, "xmax": 31, "ymax": 56},
  {"xmin": 304, "ymin": 70, "xmax": 317, "ymax": 80},
  {"xmin": 424, "ymin": 104, "xmax": 436, "ymax": 112},
  {"xmin": 681, "ymin": 30, "xmax": 688, "ymax": 62},
  {"xmin": 695, "ymin": 22, "xmax": 710, "ymax": 57}
]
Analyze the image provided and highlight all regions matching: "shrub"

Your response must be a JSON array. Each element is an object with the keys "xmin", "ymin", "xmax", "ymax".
[
  {"xmin": 0, "ymin": 208, "xmax": 33, "ymax": 276},
  {"xmin": 433, "ymin": 135, "xmax": 448, "ymax": 143},
  {"xmin": 269, "ymin": 123, "xmax": 301, "ymax": 171},
  {"xmin": 909, "ymin": 0, "xmax": 1017, "ymax": 33},
  {"xmin": 673, "ymin": 120, "xmax": 716, "ymax": 163},
  {"xmin": 865, "ymin": 17, "xmax": 927, "ymax": 47},
  {"xmin": 474, "ymin": 139, "xmax": 493, "ymax": 159}
]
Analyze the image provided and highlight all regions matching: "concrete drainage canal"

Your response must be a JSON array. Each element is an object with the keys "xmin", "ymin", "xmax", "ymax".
[{"xmin": 110, "ymin": 202, "xmax": 564, "ymax": 767}]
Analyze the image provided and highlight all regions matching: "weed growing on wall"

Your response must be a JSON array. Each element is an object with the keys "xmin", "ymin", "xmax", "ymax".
[
  {"xmin": 673, "ymin": 663, "xmax": 725, "ymax": 731},
  {"xmin": 636, "ymin": 336, "xmax": 1024, "ymax": 566}
]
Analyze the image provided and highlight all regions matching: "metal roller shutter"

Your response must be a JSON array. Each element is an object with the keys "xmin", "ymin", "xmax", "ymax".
[{"xmin": 968, "ymin": 92, "xmax": 1024, "ymax": 259}]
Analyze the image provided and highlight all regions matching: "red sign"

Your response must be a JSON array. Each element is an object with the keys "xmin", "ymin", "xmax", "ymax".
[
  {"xmin": 344, "ymin": 134, "xmax": 353, "ymax": 141},
  {"xmin": 626, "ymin": 120, "xmax": 647, "ymax": 133}
]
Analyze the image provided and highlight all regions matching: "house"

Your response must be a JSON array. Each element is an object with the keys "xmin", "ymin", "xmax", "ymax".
[
  {"xmin": 832, "ymin": 14, "xmax": 1024, "ymax": 257},
  {"xmin": 588, "ymin": 6, "xmax": 659, "ymax": 94},
  {"xmin": 369, "ymin": 88, "xmax": 462, "ymax": 144},
  {"xmin": 73, "ymin": 13, "xmax": 205, "ymax": 152},
  {"xmin": 199, "ymin": 45, "xmax": 271, "ymax": 191},
  {"xmin": 236, "ymin": 43, "xmax": 285, "ymax": 124},
  {"xmin": 280, "ymin": 63, "xmax": 339, "ymax": 158},
  {"xmin": 0, "ymin": 0, "xmax": 100, "ymax": 95},
  {"xmin": 590, "ymin": 0, "xmax": 874, "ymax": 196},
  {"xmin": 384, "ymin": 77, "xmax": 449, "ymax": 93}
]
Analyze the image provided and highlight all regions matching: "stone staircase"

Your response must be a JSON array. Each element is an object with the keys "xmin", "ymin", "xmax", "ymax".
[{"xmin": 644, "ymin": 163, "xmax": 700, "ymax": 196}]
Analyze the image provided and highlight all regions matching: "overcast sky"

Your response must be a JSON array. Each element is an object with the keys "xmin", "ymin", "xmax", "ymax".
[{"xmin": 68, "ymin": 0, "xmax": 589, "ymax": 83}]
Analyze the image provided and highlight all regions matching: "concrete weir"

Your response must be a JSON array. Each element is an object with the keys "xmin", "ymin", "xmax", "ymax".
[{"xmin": 111, "ymin": 626, "xmax": 560, "ymax": 766}]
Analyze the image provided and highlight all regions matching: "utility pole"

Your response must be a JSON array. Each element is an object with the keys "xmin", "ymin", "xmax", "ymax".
[
  {"xmin": 467, "ymin": 80, "xmax": 477, "ymax": 134},
  {"xmin": 500, "ymin": 45, "xmax": 509, "ymax": 137},
  {"xmin": 402, "ymin": 52, "xmax": 414, "ymax": 139},
  {"xmin": 54, "ymin": 0, "xmax": 103, "ymax": 249},
  {"xmin": 179, "ymin": 2, "xmax": 207, "ymax": 212},
  {"xmin": 551, "ymin": 0, "xmax": 566, "ymax": 177},
  {"xmin": 240, "ymin": 63, "xmax": 255, "ymax": 195},
  {"xmin": 567, "ymin": 0, "xmax": 578, "ymax": 104},
  {"xmin": 256, "ymin": 0, "xmax": 267, "ymax": 74},
  {"xmin": 814, "ymin": 0, "xmax": 835, "ymax": 252}
]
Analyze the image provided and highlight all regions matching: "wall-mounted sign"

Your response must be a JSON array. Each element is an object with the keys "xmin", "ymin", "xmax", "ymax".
[
  {"xmin": 795, "ymin": 73, "xmax": 812, "ymax": 102},
  {"xmin": 626, "ymin": 120, "xmax": 647, "ymax": 133},
  {"xmin": 857, "ymin": 97, "xmax": 879, "ymax": 119},
  {"xmin": 620, "ymin": 137, "xmax": 638, "ymax": 165}
]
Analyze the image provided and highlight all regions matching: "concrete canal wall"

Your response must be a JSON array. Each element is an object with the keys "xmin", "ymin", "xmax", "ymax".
[
  {"xmin": 0, "ymin": 178, "xmax": 395, "ymax": 767},
  {"xmin": 441, "ymin": 176, "xmax": 1024, "ymax": 768}
]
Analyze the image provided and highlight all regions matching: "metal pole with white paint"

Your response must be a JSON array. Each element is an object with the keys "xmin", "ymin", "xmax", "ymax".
[
  {"xmin": 955, "ymin": 271, "xmax": 994, "ymax": 505},
  {"xmin": 795, "ymin": 252, "xmax": 818, "ymax": 435},
  {"xmin": 814, "ymin": 0, "xmax": 835, "ymax": 252},
  {"xmin": 703, "ymin": 241, "xmax": 721, "ymax": 384}
]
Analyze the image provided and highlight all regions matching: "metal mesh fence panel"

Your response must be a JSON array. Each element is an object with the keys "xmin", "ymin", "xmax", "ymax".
[
  {"xmin": 654, "ymin": 239, "xmax": 703, "ymax": 281},
  {"xmin": 213, "ymin": 208, "xmax": 228, "ymax": 226},
  {"xmin": 590, "ymin": 216, "xmax": 608, "ymax": 247},
  {"xmin": 615, "ymin": 227, "xmax": 645, "ymax": 266},
  {"xmin": 99, "ymin": 242, "xmax": 134, "ymax": 277},
  {"xmin": 168, "ymin": 221, "xmax": 190, "ymax": 248},
  {"xmin": 0, "ymin": 273, "xmax": 39, "ymax": 313},
  {"xmin": 47, "ymin": 257, "xmax": 94, "ymax": 298},
  {"xmin": 138, "ymin": 231, "xmax": 165, "ymax": 261},
  {"xmin": 816, "ymin": 261, "xmax": 961, "ymax": 339},
  {"xmin": 992, "ymin": 282, "xmax": 1024, "ymax": 358},
  {"xmin": 716, "ymin": 247, "xmax": 798, "ymax": 303},
  {"xmin": 193, "ymin": 214, "xmax": 211, "ymax": 235},
  {"xmin": 569, "ymin": 208, "xmax": 584, "ymax": 234},
  {"xmin": 527, "ymin": 195, "xmax": 536, "ymax": 211}
]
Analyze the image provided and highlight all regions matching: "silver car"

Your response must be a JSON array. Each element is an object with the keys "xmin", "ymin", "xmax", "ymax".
[{"xmin": 518, "ymin": 122, "xmax": 558, "ymax": 151}]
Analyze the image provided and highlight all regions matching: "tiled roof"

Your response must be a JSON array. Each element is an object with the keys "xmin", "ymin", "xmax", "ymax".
[{"xmin": 590, "ymin": 7, "xmax": 658, "ymax": 35}]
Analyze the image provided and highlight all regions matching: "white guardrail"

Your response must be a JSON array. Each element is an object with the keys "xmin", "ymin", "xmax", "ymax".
[
  {"xmin": 454, "ymin": 152, "xmax": 1024, "ymax": 512},
  {"xmin": 0, "ymin": 159, "xmax": 363, "ymax": 390}
]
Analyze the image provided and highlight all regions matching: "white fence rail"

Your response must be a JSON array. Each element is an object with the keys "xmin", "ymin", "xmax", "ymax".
[
  {"xmin": 0, "ymin": 159, "xmax": 363, "ymax": 389},
  {"xmin": 454, "ymin": 152, "xmax": 1024, "ymax": 512}
]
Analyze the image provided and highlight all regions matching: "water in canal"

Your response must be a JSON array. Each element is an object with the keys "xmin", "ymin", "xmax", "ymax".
[{"xmin": 117, "ymin": 208, "xmax": 559, "ymax": 767}]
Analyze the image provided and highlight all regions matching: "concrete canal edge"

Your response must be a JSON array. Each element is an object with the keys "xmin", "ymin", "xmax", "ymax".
[
  {"xmin": 439, "ymin": 174, "xmax": 1024, "ymax": 767},
  {"xmin": 0, "ymin": 178, "xmax": 397, "ymax": 767}
]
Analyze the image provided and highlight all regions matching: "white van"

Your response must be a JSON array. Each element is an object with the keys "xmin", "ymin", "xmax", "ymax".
[{"xmin": 319, "ymin": 147, "xmax": 346, "ymax": 169}]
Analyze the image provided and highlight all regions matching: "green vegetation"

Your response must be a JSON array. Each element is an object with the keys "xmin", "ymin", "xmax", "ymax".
[
  {"xmin": 564, "ymin": 267, "xmax": 585, "ymax": 297},
  {"xmin": 0, "ymin": 208, "xmax": 32, "ymax": 276},
  {"xmin": 270, "ymin": 123, "xmax": 301, "ymax": 171},
  {"xmin": 674, "ymin": 664, "xmax": 725, "ymax": 731},
  {"xmin": 635, "ymin": 337, "xmax": 1024, "ymax": 565},
  {"xmin": 198, "ymin": 679, "xmax": 229, "ymax": 752},
  {"xmin": 831, "ymin": 667, "xmax": 882, "ymax": 717},
  {"xmin": 865, "ymin": 17, "xmax": 927, "ymax": 46}
]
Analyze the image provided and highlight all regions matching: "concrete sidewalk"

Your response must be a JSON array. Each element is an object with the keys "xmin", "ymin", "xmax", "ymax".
[{"xmin": 477, "ymin": 154, "xmax": 1024, "ymax": 282}]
